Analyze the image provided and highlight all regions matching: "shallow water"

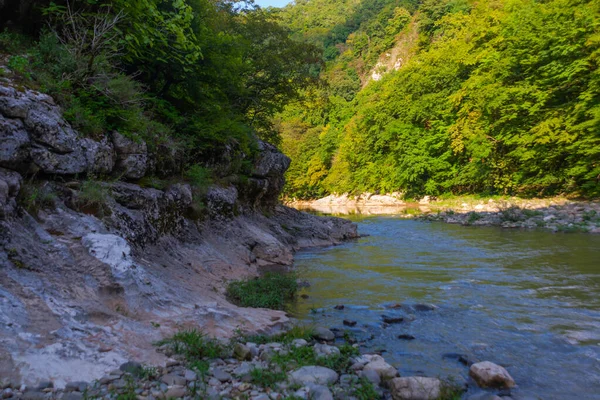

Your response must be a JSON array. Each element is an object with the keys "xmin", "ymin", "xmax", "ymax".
[{"xmin": 290, "ymin": 216, "xmax": 600, "ymax": 399}]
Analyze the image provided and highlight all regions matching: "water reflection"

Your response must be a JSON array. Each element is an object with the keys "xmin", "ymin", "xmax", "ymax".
[{"xmin": 291, "ymin": 217, "xmax": 600, "ymax": 399}]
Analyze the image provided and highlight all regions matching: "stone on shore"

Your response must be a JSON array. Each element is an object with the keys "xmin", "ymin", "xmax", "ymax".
[
  {"xmin": 469, "ymin": 361, "xmax": 515, "ymax": 389},
  {"xmin": 313, "ymin": 327, "xmax": 335, "ymax": 341},
  {"xmin": 389, "ymin": 377, "xmax": 442, "ymax": 400},
  {"xmin": 363, "ymin": 356, "xmax": 398, "ymax": 381},
  {"xmin": 289, "ymin": 366, "xmax": 339, "ymax": 386}
]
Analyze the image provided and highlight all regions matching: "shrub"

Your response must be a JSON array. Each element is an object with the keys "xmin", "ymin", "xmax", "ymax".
[
  {"xmin": 19, "ymin": 182, "xmax": 57, "ymax": 215},
  {"xmin": 227, "ymin": 272, "xmax": 298, "ymax": 310},
  {"xmin": 73, "ymin": 179, "xmax": 110, "ymax": 217}
]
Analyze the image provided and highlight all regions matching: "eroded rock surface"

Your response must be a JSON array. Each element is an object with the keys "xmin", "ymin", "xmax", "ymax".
[{"xmin": 0, "ymin": 81, "xmax": 359, "ymax": 387}]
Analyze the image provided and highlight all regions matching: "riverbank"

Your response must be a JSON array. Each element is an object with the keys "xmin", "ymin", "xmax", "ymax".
[
  {"xmin": 0, "ymin": 325, "xmax": 517, "ymax": 400},
  {"xmin": 0, "ymin": 82, "xmax": 358, "ymax": 387},
  {"xmin": 287, "ymin": 195, "xmax": 600, "ymax": 233}
]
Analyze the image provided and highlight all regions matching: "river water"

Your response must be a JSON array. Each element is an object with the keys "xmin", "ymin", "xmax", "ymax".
[{"xmin": 290, "ymin": 215, "xmax": 600, "ymax": 399}]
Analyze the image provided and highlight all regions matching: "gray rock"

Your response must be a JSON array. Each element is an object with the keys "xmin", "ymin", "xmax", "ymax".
[
  {"xmin": 205, "ymin": 185, "xmax": 238, "ymax": 218},
  {"xmin": 233, "ymin": 362, "xmax": 253, "ymax": 376},
  {"xmin": 313, "ymin": 343, "xmax": 341, "ymax": 358},
  {"xmin": 389, "ymin": 377, "xmax": 442, "ymax": 400},
  {"xmin": 363, "ymin": 356, "xmax": 398, "ymax": 381},
  {"xmin": 120, "ymin": 361, "xmax": 143, "ymax": 376},
  {"xmin": 250, "ymin": 140, "xmax": 291, "ymax": 207},
  {"xmin": 361, "ymin": 369, "xmax": 381, "ymax": 386},
  {"xmin": 184, "ymin": 369, "xmax": 197, "ymax": 381},
  {"xmin": 289, "ymin": 366, "xmax": 339, "ymax": 386},
  {"xmin": 64, "ymin": 381, "xmax": 88, "ymax": 393},
  {"xmin": 0, "ymin": 168, "xmax": 22, "ymax": 219},
  {"xmin": 81, "ymin": 137, "xmax": 115, "ymax": 175},
  {"xmin": 307, "ymin": 384, "xmax": 334, "ymax": 400},
  {"xmin": 212, "ymin": 368, "xmax": 232, "ymax": 383},
  {"xmin": 30, "ymin": 144, "xmax": 88, "ymax": 175},
  {"xmin": 233, "ymin": 342, "xmax": 252, "ymax": 361},
  {"xmin": 160, "ymin": 374, "xmax": 187, "ymax": 386},
  {"xmin": 111, "ymin": 131, "xmax": 147, "ymax": 179},
  {"xmin": 62, "ymin": 393, "xmax": 83, "ymax": 400},
  {"xmin": 292, "ymin": 339, "xmax": 308, "ymax": 348},
  {"xmin": 0, "ymin": 116, "xmax": 30, "ymax": 171},
  {"xmin": 1, "ymin": 388, "xmax": 13, "ymax": 399},
  {"xmin": 159, "ymin": 385, "xmax": 187, "ymax": 399},
  {"xmin": 469, "ymin": 362, "xmax": 516, "ymax": 389},
  {"xmin": 20, "ymin": 391, "xmax": 46, "ymax": 400},
  {"xmin": 312, "ymin": 327, "xmax": 335, "ymax": 341},
  {"xmin": 35, "ymin": 381, "xmax": 52, "ymax": 391}
]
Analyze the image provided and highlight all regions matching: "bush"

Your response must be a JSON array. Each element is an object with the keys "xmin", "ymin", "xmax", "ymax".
[
  {"xmin": 19, "ymin": 182, "xmax": 57, "ymax": 215},
  {"xmin": 227, "ymin": 272, "xmax": 298, "ymax": 310}
]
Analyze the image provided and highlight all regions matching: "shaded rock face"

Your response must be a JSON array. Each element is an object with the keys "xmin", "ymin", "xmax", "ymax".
[
  {"xmin": 0, "ymin": 81, "xmax": 359, "ymax": 387},
  {"xmin": 111, "ymin": 132, "xmax": 147, "ymax": 179},
  {"xmin": 0, "ymin": 168, "xmax": 21, "ymax": 218},
  {"xmin": 247, "ymin": 140, "xmax": 291, "ymax": 209}
]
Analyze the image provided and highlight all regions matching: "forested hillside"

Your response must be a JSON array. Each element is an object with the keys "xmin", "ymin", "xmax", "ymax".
[
  {"xmin": 276, "ymin": 0, "xmax": 600, "ymax": 199},
  {"xmin": 0, "ymin": 0, "xmax": 319, "ymax": 181}
]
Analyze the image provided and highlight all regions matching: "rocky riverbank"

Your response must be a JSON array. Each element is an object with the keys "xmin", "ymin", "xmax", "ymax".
[
  {"xmin": 288, "ymin": 194, "xmax": 600, "ymax": 233},
  {"xmin": 418, "ymin": 198, "xmax": 600, "ymax": 233},
  {"xmin": 0, "ymin": 81, "xmax": 357, "ymax": 386},
  {"xmin": 0, "ymin": 325, "xmax": 518, "ymax": 400}
]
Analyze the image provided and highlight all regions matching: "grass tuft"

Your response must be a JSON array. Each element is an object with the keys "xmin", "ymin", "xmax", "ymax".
[{"xmin": 227, "ymin": 272, "xmax": 298, "ymax": 310}]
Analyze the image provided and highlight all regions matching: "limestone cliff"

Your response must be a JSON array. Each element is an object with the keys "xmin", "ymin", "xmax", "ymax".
[{"xmin": 0, "ymin": 82, "xmax": 358, "ymax": 387}]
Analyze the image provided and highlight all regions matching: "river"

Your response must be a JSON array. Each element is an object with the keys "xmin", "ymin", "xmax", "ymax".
[{"xmin": 290, "ymin": 214, "xmax": 600, "ymax": 399}]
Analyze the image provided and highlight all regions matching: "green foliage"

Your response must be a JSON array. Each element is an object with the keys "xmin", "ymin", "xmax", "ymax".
[
  {"xmin": 244, "ymin": 324, "xmax": 315, "ymax": 345},
  {"xmin": 250, "ymin": 368, "xmax": 287, "ymax": 388},
  {"xmin": 185, "ymin": 165, "xmax": 213, "ymax": 190},
  {"xmin": 353, "ymin": 377, "xmax": 380, "ymax": 400},
  {"xmin": 73, "ymin": 179, "xmax": 110, "ymax": 217},
  {"xmin": 7, "ymin": 55, "xmax": 30, "ymax": 76},
  {"xmin": 466, "ymin": 212, "xmax": 482, "ymax": 224},
  {"xmin": 227, "ymin": 272, "xmax": 298, "ymax": 310},
  {"xmin": 156, "ymin": 329, "xmax": 228, "ymax": 361},
  {"xmin": 278, "ymin": 0, "xmax": 600, "ymax": 199},
  {"xmin": 19, "ymin": 183, "xmax": 57, "ymax": 215}
]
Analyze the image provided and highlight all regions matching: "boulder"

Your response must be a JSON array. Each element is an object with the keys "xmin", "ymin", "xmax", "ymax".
[
  {"xmin": 307, "ymin": 384, "xmax": 334, "ymax": 400},
  {"xmin": 160, "ymin": 373, "xmax": 187, "ymax": 386},
  {"xmin": 312, "ymin": 327, "xmax": 335, "ymax": 341},
  {"xmin": 29, "ymin": 144, "xmax": 88, "ymax": 175},
  {"xmin": 289, "ymin": 366, "xmax": 339, "ymax": 386},
  {"xmin": 389, "ymin": 377, "xmax": 442, "ymax": 400},
  {"xmin": 313, "ymin": 343, "xmax": 341, "ymax": 358},
  {"xmin": 81, "ymin": 137, "xmax": 115, "ymax": 175},
  {"xmin": 233, "ymin": 343, "xmax": 252, "ymax": 361},
  {"xmin": 363, "ymin": 356, "xmax": 398, "ymax": 381},
  {"xmin": 111, "ymin": 131, "xmax": 147, "ymax": 179},
  {"xmin": 469, "ymin": 361, "xmax": 515, "ymax": 389},
  {"xmin": 251, "ymin": 140, "xmax": 291, "ymax": 208},
  {"xmin": 205, "ymin": 185, "xmax": 238, "ymax": 218}
]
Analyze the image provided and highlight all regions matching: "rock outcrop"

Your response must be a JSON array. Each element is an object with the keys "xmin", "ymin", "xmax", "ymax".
[{"xmin": 0, "ymin": 82, "xmax": 359, "ymax": 387}]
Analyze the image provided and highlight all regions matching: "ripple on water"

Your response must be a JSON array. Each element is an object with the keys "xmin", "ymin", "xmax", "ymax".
[{"xmin": 291, "ymin": 217, "xmax": 600, "ymax": 400}]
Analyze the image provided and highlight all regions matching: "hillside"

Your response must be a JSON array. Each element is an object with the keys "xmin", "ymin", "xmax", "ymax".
[{"xmin": 277, "ymin": 0, "xmax": 600, "ymax": 199}]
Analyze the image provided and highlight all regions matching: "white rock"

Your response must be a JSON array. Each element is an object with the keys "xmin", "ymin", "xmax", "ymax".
[
  {"xmin": 469, "ymin": 361, "xmax": 515, "ymax": 389},
  {"xmin": 289, "ymin": 366, "xmax": 339, "ymax": 386},
  {"xmin": 389, "ymin": 377, "xmax": 441, "ymax": 400},
  {"xmin": 363, "ymin": 358, "xmax": 398, "ymax": 381}
]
